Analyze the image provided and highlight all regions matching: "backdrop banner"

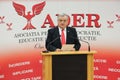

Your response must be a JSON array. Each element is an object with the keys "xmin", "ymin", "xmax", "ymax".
[{"xmin": 0, "ymin": 0, "xmax": 120, "ymax": 80}]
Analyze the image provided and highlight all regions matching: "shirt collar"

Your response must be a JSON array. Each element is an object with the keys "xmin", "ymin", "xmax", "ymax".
[{"xmin": 58, "ymin": 26, "xmax": 66, "ymax": 31}]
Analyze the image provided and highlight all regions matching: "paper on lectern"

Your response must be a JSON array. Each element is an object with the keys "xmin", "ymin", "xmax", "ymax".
[{"xmin": 61, "ymin": 44, "xmax": 74, "ymax": 51}]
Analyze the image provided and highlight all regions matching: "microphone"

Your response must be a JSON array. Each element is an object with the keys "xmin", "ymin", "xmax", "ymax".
[
  {"xmin": 70, "ymin": 36, "xmax": 91, "ymax": 52},
  {"xmin": 42, "ymin": 35, "xmax": 61, "ymax": 53}
]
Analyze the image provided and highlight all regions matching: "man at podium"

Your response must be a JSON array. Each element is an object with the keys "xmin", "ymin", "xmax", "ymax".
[{"xmin": 46, "ymin": 13, "xmax": 81, "ymax": 51}]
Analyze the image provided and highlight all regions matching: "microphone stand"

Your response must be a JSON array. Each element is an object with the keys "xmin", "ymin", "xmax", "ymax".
[
  {"xmin": 79, "ymin": 39, "xmax": 90, "ymax": 52},
  {"xmin": 70, "ymin": 36, "xmax": 91, "ymax": 52}
]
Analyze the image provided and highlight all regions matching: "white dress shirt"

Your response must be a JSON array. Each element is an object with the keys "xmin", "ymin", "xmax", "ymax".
[{"xmin": 58, "ymin": 27, "xmax": 67, "ymax": 43}]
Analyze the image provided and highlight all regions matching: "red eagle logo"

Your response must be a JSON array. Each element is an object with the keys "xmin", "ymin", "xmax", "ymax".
[{"xmin": 13, "ymin": 1, "xmax": 46, "ymax": 30}]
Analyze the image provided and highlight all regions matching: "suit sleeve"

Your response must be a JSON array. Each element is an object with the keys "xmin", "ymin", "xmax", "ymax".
[
  {"xmin": 45, "ymin": 29, "xmax": 57, "ymax": 51},
  {"xmin": 73, "ymin": 28, "xmax": 81, "ymax": 51}
]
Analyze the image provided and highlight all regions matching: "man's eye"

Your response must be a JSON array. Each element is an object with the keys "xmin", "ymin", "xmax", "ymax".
[
  {"xmin": 60, "ymin": 20, "xmax": 62, "ymax": 22},
  {"xmin": 59, "ymin": 20, "xmax": 67, "ymax": 22}
]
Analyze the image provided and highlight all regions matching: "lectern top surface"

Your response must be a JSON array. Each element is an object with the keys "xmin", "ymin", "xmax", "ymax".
[{"xmin": 41, "ymin": 51, "xmax": 96, "ymax": 55}]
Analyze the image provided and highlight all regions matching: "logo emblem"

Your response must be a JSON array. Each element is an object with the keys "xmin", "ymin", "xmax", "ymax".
[
  {"xmin": 6, "ymin": 23, "xmax": 12, "ymax": 30},
  {"xmin": 116, "ymin": 14, "xmax": 120, "ymax": 22},
  {"xmin": 0, "ymin": 16, "xmax": 5, "ymax": 24},
  {"xmin": 13, "ymin": 1, "xmax": 46, "ymax": 30},
  {"xmin": 107, "ymin": 21, "xmax": 114, "ymax": 28}
]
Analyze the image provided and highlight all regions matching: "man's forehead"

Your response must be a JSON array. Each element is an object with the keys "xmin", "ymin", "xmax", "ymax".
[{"xmin": 58, "ymin": 16, "xmax": 68, "ymax": 19}]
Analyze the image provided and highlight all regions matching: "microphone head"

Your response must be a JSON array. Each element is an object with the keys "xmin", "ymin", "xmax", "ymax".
[{"xmin": 42, "ymin": 50, "xmax": 49, "ymax": 53}]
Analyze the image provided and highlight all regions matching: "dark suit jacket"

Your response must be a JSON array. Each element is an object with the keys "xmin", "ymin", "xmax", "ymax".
[{"xmin": 46, "ymin": 26, "xmax": 81, "ymax": 51}]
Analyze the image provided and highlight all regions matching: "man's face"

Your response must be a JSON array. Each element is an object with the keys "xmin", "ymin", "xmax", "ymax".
[{"xmin": 57, "ymin": 16, "xmax": 68, "ymax": 29}]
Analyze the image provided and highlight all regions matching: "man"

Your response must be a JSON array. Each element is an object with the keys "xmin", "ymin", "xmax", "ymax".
[{"xmin": 46, "ymin": 13, "xmax": 81, "ymax": 51}]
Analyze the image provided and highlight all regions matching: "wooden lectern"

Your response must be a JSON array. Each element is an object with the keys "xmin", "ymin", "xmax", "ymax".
[{"xmin": 42, "ymin": 51, "xmax": 96, "ymax": 80}]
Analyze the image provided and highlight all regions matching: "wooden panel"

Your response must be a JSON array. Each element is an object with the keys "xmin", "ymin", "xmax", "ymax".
[
  {"xmin": 42, "ymin": 55, "xmax": 52, "ymax": 80},
  {"xmin": 87, "ymin": 54, "xmax": 94, "ymax": 80}
]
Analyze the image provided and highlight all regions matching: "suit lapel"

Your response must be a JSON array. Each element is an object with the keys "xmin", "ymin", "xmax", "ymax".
[
  {"xmin": 66, "ymin": 27, "xmax": 70, "ymax": 44},
  {"xmin": 56, "ymin": 27, "xmax": 62, "ymax": 47}
]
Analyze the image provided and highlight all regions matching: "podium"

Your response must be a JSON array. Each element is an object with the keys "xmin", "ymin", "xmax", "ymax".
[{"xmin": 42, "ymin": 51, "xmax": 96, "ymax": 80}]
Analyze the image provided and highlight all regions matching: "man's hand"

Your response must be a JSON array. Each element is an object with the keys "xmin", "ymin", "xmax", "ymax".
[
  {"xmin": 56, "ymin": 49, "xmax": 62, "ymax": 51},
  {"xmin": 70, "ymin": 48, "xmax": 75, "ymax": 51}
]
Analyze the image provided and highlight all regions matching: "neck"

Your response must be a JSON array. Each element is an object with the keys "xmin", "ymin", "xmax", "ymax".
[{"xmin": 60, "ymin": 27, "xmax": 65, "ymax": 30}]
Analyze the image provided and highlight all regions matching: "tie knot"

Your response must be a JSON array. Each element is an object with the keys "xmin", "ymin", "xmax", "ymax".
[{"xmin": 62, "ymin": 29, "xmax": 64, "ymax": 31}]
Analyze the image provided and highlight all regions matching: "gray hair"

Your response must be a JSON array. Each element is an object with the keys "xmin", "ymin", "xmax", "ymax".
[{"xmin": 57, "ymin": 13, "xmax": 69, "ymax": 20}]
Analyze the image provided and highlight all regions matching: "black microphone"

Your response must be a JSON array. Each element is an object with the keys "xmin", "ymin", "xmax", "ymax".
[
  {"xmin": 70, "ymin": 36, "xmax": 91, "ymax": 52},
  {"xmin": 42, "ymin": 35, "xmax": 61, "ymax": 53}
]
